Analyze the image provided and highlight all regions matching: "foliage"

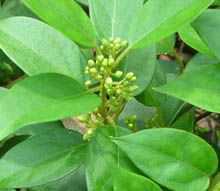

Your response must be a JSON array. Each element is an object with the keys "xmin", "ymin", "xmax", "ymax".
[{"xmin": 0, "ymin": 0, "xmax": 219, "ymax": 191}]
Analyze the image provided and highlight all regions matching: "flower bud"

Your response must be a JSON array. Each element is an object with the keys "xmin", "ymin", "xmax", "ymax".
[
  {"xmin": 126, "ymin": 72, "xmax": 135, "ymax": 80},
  {"xmin": 114, "ymin": 71, "xmax": 123, "ymax": 78},
  {"xmin": 114, "ymin": 38, "xmax": 121, "ymax": 44},
  {"xmin": 131, "ymin": 76, "xmax": 137, "ymax": 81},
  {"xmin": 108, "ymin": 57, "xmax": 115, "ymax": 66},
  {"xmin": 101, "ymin": 39, "xmax": 108, "ymax": 45},
  {"xmin": 121, "ymin": 40, "xmax": 128, "ymax": 47},
  {"xmin": 89, "ymin": 68, "xmax": 97, "ymax": 74},
  {"xmin": 97, "ymin": 55, "xmax": 104, "ymax": 62},
  {"xmin": 129, "ymin": 85, "xmax": 138, "ymax": 92},
  {"xmin": 88, "ymin": 59, "xmax": 95, "ymax": 67},
  {"xmin": 102, "ymin": 58, "xmax": 108, "ymax": 66},
  {"xmin": 105, "ymin": 77, "xmax": 113, "ymax": 85},
  {"xmin": 85, "ymin": 80, "xmax": 92, "ymax": 87}
]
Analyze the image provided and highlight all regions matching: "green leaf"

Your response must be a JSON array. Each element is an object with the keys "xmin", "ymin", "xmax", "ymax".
[
  {"xmin": 179, "ymin": 24, "xmax": 213, "ymax": 56},
  {"xmin": 23, "ymin": 0, "xmax": 96, "ymax": 47},
  {"xmin": 30, "ymin": 167, "xmax": 87, "ymax": 191},
  {"xmin": 115, "ymin": 128, "xmax": 218, "ymax": 191},
  {"xmin": 76, "ymin": 0, "xmax": 88, "ymax": 6},
  {"xmin": 137, "ymin": 60, "xmax": 183, "ymax": 126},
  {"xmin": 121, "ymin": 45, "xmax": 156, "ymax": 94},
  {"xmin": 86, "ymin": 127, "xmax": 137, "ymax": 191},
  {"xmin": 119, "ymin": 98, "xmax": 155, "ymax": 130},
  {"xmin": 0, "ymin": 73, "xmax": 100, "ymax": 141},
  {"xmin": 114, "ymin": 168, "xmax": 162, "ymax": 191},
  {"xmin": 0, "ymin": 17, "xmax": 85, "ymax": 82},
  {"xmin": 155, "ymin": 64, "xmax": 220, "ymax": 113},
  {"xmin": 171, "ymin": 109, "xmax": 195, "ymax": 132},
  {"xmin": 0, "ymin": 0, "xmax": 34, "ymax": 19},
  {"xmin": 0, "ymin": 123, "xmax": 85, "ymax": 188},
  {"xmin": 130, "ymin": 0, "xmax": 214, "ymax": 48},
  {"xmin": 156, "ymin": 35, "xmax": 175, "ymax": 55},
  {"xmin": 86, "ymin": 127, "xmax": 118, "ymax": 191},
  {"xmin": 88, "ymin": 0, "xmax": 144, "ymax": 40},
  {"xmin": 185, "ymin": 53, "xmax": 219, "ymax": 72},
  {"xmin": 0, "ymin": 87, "xmax": 7, "ymax": 98},
  {"xmin": 193, "ymin": 9, "xmax": 220, "ymax": 60}
]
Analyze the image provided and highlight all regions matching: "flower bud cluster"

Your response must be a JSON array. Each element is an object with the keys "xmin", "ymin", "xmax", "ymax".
[
  {"xmin": 125, "ymin": 115, "xmax": 137, "ymax": 130},
  {"xmin": 85, "ymin": 54, "xmax": 115, "ymax": 85},
  {"xmin": 100, "ymin": 38, "xmax": 128, "ymax": 58},
  {"xmin": 83, "ymin": 37, "xmax": 138, "ymax": 127},
  {"xmin": 104, "ymin": 72, "xmax": 138, "ymax": 108}
]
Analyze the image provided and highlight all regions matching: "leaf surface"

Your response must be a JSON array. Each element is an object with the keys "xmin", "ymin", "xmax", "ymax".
[
  {"xmin": 0, "ymin": 17, "xmax": 84, "ymax": 82},
  {"xmin": 23, "ymin": 0, "xmax": 96, "ymax": 47},
  {"xmin": 0, "ymin": 73, "xmax": 100, "ymax": 140},
  {"xmin": 115, "ymin": 128, "xmax": 218, "ymax": 191}
]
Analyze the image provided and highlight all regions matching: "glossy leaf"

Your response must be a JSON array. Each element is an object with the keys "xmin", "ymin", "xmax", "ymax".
[
  {"xmin": 89, "ymin": 0, "xmax": 143, "ymax": 40},
  {"xmin": 193, "ymin": 9, "xmax": 220, "ymax": 60},
  {"xmin": 0, "ymin": 0, "xmax": 34, "ymax": 19},
  {"xmin": 114, "ymin": 168, "xmax": 162, "ymax": 191},
  {"xmin": 0, "ymin": 73, "xmax": 100, "ymax": 141},
  {"xmin": 130, "ymin": 0, "xmax": 214, "ymax": 48},
  {"xmin": 171, "ymin": 109, "xmax": 195, "ymax": 132},
  {"xmin": 156, "ymin": 64, "xmax": 220, "ymax": 113},
  {"xmin": 0, "ymin": 17, "xmax": 85, "ymax": 82},
  {"xmin": 23, "ymin": 0, "xmax": 96, "ymax": 47},
  {"xmin": 121, "ymin": 45, "xmax": 156, "ymax": 94},
  {"xmin": 0, "ymin": 123, "xmax": 85, "ymax": 188},
  {"xmin": 115, "ymin": 128, "xmax": 218, "ymax": 191},
  {"xmin": 186, "ymin": 53, "xmax": 219, "ymax": 72},
  {"xmin": 137, "ymin": 60, "xmax": 183, "ymax": 126},
  {"xmin": 179, "ymin": 24, "xmax": 213, "ymax": 56},
  {"xmin": 86, "ymin": 127, "xmax": 136, "ymax": 191},
  {"xmin": 119, "ymin": 98, "xmax": 155, "ymax": 129},
  {"xmin": 157, "ymin": 35, "xmax": 175, "ymax": 55},
  {"xmin": 30, "ymin": 167, "xmax": 87, "ymax": 191}
]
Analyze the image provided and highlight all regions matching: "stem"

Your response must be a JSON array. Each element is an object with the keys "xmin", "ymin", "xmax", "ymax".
[
  {"xmin": 99, "ymin": 80, "xmax": 108, "ymax": 122},
  {"xmin": 115, "ymin": 46, "xmax": 131, "ymax": 67},
  {"xmin": 196, "ymin": 111, "xmax": 212, "ymax": 122}
]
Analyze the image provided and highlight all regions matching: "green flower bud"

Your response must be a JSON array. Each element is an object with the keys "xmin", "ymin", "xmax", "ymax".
[
  {"xmin": 89, "ymin": 68, "xmax": 97, "ymax": 74},
  {"xmin": 108, "ymin": 57, "xmax": 115, "ymax": 65},
  {"xmin": 126, "ymin": 72, "xmax": 135, "ymax": 80},
  {"xmin": 121, "ymin": 40, "xmax": 128, "ymax": 47},
  {"xmin": 116, "ymin": 89, "xmax": 122, "ymax": 94},
  {"xmin": 97, "ymin": 75, "xmax": 103, "ymax": 80},
  {"xmin": 102, "ymin": 58, "xmax": 108, "ymax": 66},
  {"xmin": 97, "ymin": 55, "xmax": 104, "ymax": 62},
  {"xmin": 114, "ymin": 38, "xmax": 121, "ymax": 44},
  {"xmin": 114, "ymin": 70, "xmax": 123, "ymax": 78},
  {"xmin": 101, "ymin": 39, "xmax": 108, "ymax": 45},
  {"xmin": 100, "ymin": 45, "xmax": 104, "ymax": 50},
  {"xmin": 85, "ymin": 80, "xmax": 92, "ymax": 87},
  {"xmin": 105, "ymin": 77, "xmax": 113, "ymax": 85},
  {"xmin": 128, "ymin": 123, "xmax": 134, "ymax": 128},
  {"xmin": 129, "ymin": 85, "xmax": 138, "ymax": 92},
  {"xmin": 88, "ymin": 59, "xmax": 95, "ymax": 67},
  {"xmin": 115, "ymin": 43, "xmax": 121, "ymax": 50},
  {"xmin": 131, "ymin": 76, "xmax": 137, "ymax": 81}
]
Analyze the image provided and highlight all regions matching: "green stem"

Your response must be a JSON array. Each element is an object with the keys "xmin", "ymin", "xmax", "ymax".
[{"xmin": 115, "ymin": 46, "xmax": 131, "ymax": 67}]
